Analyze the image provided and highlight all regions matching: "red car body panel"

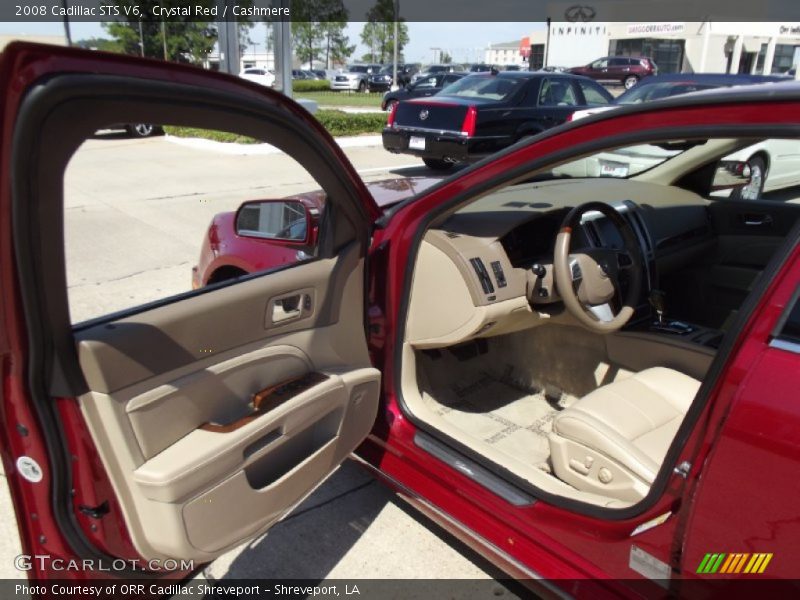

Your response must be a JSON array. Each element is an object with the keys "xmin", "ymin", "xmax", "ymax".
[
  {"xmin": 361, "ymin": 100, "xmax": 800, "ymax": 592},
  {"xmin": 1, "ymin": 42, "xmax": 800, "ymax": 594}
]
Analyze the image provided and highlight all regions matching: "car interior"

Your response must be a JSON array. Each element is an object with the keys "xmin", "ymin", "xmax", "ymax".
[{"xmin": 399, "ymin": 136, "xmax": 800, "ymax": 507}]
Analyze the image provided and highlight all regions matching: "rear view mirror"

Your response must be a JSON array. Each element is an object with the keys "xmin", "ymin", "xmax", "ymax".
[
  {"xmin": 235, "ymin": 199, "xmax": 313, "ymax": 243},
  {"xmin": 712, "ymin": 160, "xmax": 752, "ymax": 191}
]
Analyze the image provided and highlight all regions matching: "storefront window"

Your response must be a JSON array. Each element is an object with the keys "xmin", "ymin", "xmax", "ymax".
[
  {"xmin": 772, "ymin": 44, "xmax": 800, "ymax": 74},
  {"xmin": 610, "ymin": 38, "xmax": 685, "ymax": 73},
  {"xmin": 530, "ymin": 44, "xmax": 545, "ymax": 70}
]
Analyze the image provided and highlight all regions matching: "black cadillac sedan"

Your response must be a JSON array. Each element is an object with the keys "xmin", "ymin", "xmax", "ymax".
[{"xmin": 382, "ymin": 71, "xmax": 613, "ymax": 170}]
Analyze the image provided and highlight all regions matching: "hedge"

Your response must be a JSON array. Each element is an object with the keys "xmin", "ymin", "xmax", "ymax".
[
  {"xmin": 163, "ymin": 110, "xmax": 387, "ymax": 143},
  {"xmin": 292, "ymin": 79, "xmax": 331, "ymax": 92},
  {"xmin": 314, "ymin": 109, "xmax": 387, "ymax": 136}
]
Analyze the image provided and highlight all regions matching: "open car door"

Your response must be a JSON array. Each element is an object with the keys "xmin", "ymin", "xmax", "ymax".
[{"xmin": 0, "ymin": 43, "xmax": 382, "ymax": 574}]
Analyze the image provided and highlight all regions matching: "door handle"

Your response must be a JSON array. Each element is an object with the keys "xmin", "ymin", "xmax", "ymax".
[
  {"xmin": 271, "ymin": 294, "xmax": 306, "ymax": 323},
  {"xmin": 741, "ymin": 214, "xmax": 773, "ymax": 227}
]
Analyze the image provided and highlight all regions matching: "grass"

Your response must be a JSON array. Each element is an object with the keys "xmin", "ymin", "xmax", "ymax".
[
  {"xmin": 294, "ymin": 90, "xmax": 384, "ymax": 108},
  {"xmin": 163, "ymin": 109, "xmax": 387, "ymax": 143}
]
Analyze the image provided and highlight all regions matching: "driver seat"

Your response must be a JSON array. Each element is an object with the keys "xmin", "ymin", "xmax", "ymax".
[{"xmin": 548, "ymin": 367, "xmax": 700, "ymax": 502}]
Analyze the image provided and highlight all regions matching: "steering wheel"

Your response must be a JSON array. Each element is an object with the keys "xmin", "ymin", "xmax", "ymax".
[{"xmin": 553, "ymin": 202, "xmax": 644, "ymax": 333}]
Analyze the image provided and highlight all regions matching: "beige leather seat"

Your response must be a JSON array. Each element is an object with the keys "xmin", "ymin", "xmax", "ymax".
[{"xmin": 549, "ymin": 367, "xmax": 700, "ymax": 502}]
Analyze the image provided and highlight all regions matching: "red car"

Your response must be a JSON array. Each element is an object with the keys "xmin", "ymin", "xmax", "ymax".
[
  {"xmin": 568, "ymin": 56, "xmax": 657, "ymax": 90},
  {"xmin": 2, "ymin": 43, "xmax": 800, "ymax": 598},
  {"xmin": 191, "ymin": 178, "xmax": 440, "ymax": 289}
]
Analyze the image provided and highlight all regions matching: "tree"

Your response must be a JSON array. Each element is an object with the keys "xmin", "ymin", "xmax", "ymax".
[
  {"xmin": 102, "ymin": 0, "xmax": 216, "ymax": 65},
  {"xmin": 292, "ymin": 0, "xmax": 354, "ymax": 69},
  {"xmin": 320, "ymin": 21, "xmax": 355, "ymax": 68},
  {"xmin": 440, "ymin": 51, "xmax": 452, "ymax": 64},
  {"xmin": 360, "ymin": 0, "xmax": 409, "ymax": 64},
  {"xmin": 75, "ymin": 37, "xmax": 122, "ymax": 53}
]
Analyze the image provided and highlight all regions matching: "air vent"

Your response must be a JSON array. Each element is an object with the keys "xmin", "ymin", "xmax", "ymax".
[{"xmin": 469, "ymin": 257, "xmax": 495, "ymax": 294}]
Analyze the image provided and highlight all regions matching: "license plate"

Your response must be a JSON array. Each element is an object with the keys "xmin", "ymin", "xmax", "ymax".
[
  {"xmin": 409, "ymin": 136, "xmax": 426, "ymax": 150},
  {"xmin": 599, "ymin": 160, "xmax": 629, "ymax": 178}
]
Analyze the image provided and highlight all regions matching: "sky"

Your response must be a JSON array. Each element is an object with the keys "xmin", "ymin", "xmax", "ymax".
[{"xmin": 0, "ymin": 20, "xmax": 545, "ymax": 64}]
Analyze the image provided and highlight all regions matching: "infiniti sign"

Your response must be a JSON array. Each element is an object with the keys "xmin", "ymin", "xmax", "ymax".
[{"xmin": 565, "ymin": 5, "xmax": 596, "ymax": 22}]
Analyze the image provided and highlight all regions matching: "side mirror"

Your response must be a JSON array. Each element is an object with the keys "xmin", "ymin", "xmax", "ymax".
[
  {"xmin": 711, "ymin": 160, "xmax": 752, "ymax": 192},
  {"xmin": 235, "ymin": 199, "xmax": 315, "ymax": 244}
]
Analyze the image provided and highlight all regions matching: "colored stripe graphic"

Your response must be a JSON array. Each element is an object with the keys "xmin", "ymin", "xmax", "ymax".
[{"xmin": 698, "ymin": 552, "xmax": 773, "ymax": 574}]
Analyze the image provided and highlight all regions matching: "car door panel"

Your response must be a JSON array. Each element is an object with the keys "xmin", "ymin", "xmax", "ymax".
[
  {"xmin": 1, "ymin": 43, "xmax": 380, "ymax": 570},
  {"xmin": 664, "ymin": 199, "xmax": 799, "ymax": 328}
]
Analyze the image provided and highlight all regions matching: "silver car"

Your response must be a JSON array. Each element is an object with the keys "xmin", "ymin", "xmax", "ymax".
[{"xmin": 330, "ymin": 64, "xmax": 382, "ymax": 92}]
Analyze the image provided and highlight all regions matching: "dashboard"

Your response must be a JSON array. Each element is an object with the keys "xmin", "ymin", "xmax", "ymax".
[{"xmin": 404, "ymin": 178, "xmax": 715, "ymax": 349}]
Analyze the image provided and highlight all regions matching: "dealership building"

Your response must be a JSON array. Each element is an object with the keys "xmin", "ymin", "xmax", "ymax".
[{"xmin": 528, "ymin": 22, "xmax": 800, "ymax": 75}]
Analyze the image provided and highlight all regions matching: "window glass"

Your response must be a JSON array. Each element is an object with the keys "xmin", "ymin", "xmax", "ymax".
[
  {"xmin": 538, "ymin": 79, "xmax": 579, "ymax": 106},
  {"xmin": 440, "ymin": 75, "xmax": 524, "ymax": 101},
  {"xmin": 590, "ymin": 59, "xmax": 608, "ymax": 69},
  {"xmin": 64, "ymin": 125, "xmax": 325, "ymax": 324},
  {"xmin": 777, "ymin": 296, "xmax": 800, "ymax": 344},
  {"xmin": 576, "ymin": 80, "xmax": 610, "ymax": 104}
]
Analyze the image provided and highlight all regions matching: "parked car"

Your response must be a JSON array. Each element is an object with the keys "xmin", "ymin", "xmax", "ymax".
[
  {"xmin": 330, "ymin": 64, "xmax": 383, "ymax": 92},
  {"xmin": 504, "ymin": 64, "xmax": 523, "ymax": 71},
  {"xmin": 6, "ymin": 43, "xmax": 800, "ymax": 596},
  {"xmin": 383, "ymin": 71, "xmax": 613, "ymax": 170},
  {"xmin": 380, "ymin": 71, "xmax": 467, "ymax": 111},
  {"xmin": 102, "ymin": 123, "xmax": 163, "ymax": 137},
  {"xmin": 368, "ymin": 64, "xmax": 421, "ymax": 92},
  {"xmin": 411, "ymin": 63, "xmax": 460, "ymax": 83},
  {"xmin": 192, "ymin": 177, "xmax": 441, "ymax": 288},
  {"xmin": 312, "ymin": 69, "xmax": 327, "ymax": 80},
  {"xmin": 570, "ymin": 72, "xmax": 790, "ymax": 120},
  {"xmin": 567, "ymin": 74, "xmax": 795, "ymax": 199},
  {"xmin": 468, "ymin": 63, "xmax": 495, "ymax": 73},
  {"xmin": 568, "ymin": 55, "xmax": 658, "ymax": 89},
  {"xmin": 239, "ymin": 67, "xmax": 275, "ymax": 88}
]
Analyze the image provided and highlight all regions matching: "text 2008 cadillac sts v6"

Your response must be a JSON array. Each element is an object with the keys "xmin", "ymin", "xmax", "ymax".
[{"xmin": 2, "ymin": 43, "xmax": 800, "ymax": 597}]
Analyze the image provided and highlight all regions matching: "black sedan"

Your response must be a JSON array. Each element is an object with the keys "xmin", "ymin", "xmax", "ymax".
[
  {"xmin": 382, "ymin": 71, "xmax": 613, "ymax": 170},
  {"xmin": 380, "ymin": 72, "xmax": 467, "ymax": 111}
]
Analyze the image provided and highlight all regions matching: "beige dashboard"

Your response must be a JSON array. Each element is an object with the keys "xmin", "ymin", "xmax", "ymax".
[{"xmin": 404, "ymin": 178, "xmax": 709, "ymax": 348}]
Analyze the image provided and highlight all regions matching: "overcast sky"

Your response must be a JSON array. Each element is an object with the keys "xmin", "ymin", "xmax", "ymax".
[{"xmin": 0, "ymin": 20, "xmax": 545, "ymax": 63}]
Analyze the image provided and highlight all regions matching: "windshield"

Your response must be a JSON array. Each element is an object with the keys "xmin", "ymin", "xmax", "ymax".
[
  {"xmin": 618, "ymin": 82, "xmax": 720, "ymax": 104},
  {"xmin": 439, "ymin": 75, "xmax": 524, "ymax": 101},
  {"xmin": 552, "ymin": 142, "xmax": 705, "ymax": 179},
  {"xmin": 348, "ymin": 65, "xmax": 369, "ymax": 73}
]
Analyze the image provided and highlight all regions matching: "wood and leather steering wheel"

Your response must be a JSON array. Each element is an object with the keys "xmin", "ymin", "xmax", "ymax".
[{"xmin": 553, "ymin": 202, "xmax": 644, "ymax": 333}]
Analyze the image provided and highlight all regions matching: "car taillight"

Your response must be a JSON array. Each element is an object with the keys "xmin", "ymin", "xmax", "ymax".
[
  {"xmin": 461, "ymin": 106, "xmax": 477, "ymax": 137},
  {"xmin": 566, "ymin": 112, "xmax": 574, "ymax": 122},
  {"xmin": 387, "ymin": 102, "xmax": 398, "ymax": 127}
]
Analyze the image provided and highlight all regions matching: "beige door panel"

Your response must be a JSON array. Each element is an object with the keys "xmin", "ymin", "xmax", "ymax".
[{"xmin": 73, "ymin": 243, "xmax": 380, "ymax": 562}]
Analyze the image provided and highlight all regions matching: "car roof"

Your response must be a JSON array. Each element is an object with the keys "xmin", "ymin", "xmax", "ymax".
[{"xmin": 637, "ymin": 72, "xmax": 789, "ymax": 84}]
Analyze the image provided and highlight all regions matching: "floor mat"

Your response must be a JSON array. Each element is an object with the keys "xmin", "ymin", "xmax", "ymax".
[{"xmin": 421, "ymin": 369, "xmax": 578, "ymax": 472}]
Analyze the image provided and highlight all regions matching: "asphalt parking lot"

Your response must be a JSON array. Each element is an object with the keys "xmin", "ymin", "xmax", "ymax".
[{"xmin": 0, "ymin": 132, "xmax": 524, "ymax": 593}]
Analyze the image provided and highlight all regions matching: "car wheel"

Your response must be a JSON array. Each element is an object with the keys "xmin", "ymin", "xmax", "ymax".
[
  {"xmin": 423, "ymin": 158, "xmax": 455, "ymax": 171},
  {"xmin": 358, "ymin": 80, "xmax": 367, "ymax": 93},
  {"xmin": 623, "ymin": 75, "xmax": 639, "ymax": 90},
  {"xmin": 731, "ymin": 156, "xmax": 767, "ymax": 201},
  {"xmin": 385, "ymin": 99, "xmax": 399, "ymax": 112},
  {"xmin": 126, "ymin": 123, "xmax": 158, "ymax": 137}
]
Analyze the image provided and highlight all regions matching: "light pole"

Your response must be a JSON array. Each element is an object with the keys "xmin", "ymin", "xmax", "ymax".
[
  {"xmin": 430, "ymin": 47, "xmax": 441, "ymax": 64},
  {"xmin": 392, "ymin": 0, "xmax": 399, "ymax": 90},
  {"xmin": 61, "ymin": 0, "xmax": 72, "ymax": 46}
]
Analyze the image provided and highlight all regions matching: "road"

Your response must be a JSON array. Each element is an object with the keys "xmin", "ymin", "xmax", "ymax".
[{"xmin": 1, "ymin": 132, "xmax": 522, "ymax": 593}]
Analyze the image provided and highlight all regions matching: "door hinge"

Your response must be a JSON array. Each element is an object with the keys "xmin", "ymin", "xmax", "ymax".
[
  {"xmin": 78, "ymin": 501, "xmax": 109, "ymax": 519},
  {"xmin": 673, "ymin": 461, "xmax": 692, "ymax": 479}
]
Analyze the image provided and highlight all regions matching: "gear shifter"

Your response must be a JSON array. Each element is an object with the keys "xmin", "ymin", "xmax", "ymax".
[
  {"xmin": 648, "ymin": 289, "xmax": 694, "ymax": 335},
  {"xmin": 648, "ymin": 289, "xmax": 666, "ymax": 324}
]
